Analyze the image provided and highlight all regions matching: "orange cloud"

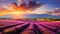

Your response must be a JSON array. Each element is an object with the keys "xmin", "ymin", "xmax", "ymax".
[
  {"xmin": 0, "ymin": 2, "xmax": 32, "ymax": 19},
  {"xmin": 18, "ymin": 0, "xmax": 23, "ymax": 2}
]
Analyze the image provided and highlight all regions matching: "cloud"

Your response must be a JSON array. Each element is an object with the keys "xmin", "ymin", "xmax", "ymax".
[
  {"xmin": 0, "ymin": 0, "xmax": 44, "ymax": 10},
  {"xmin": 0, "ymin": 0, "xmax": 45, "ymax": 19},
  {"xmin": 47, "ymin": 8, "xmax": 60, "ymax": 16},
  {"xmin": 31, "ymin": 6, "xmax": 48, "ymax": 14},
  {"xmin": 1, "ymin": 0, "xmax": 45, "ymax": 11},
  {"xmin": 18, "ymin": 0, "xmax": 45, "ymax": 11}
]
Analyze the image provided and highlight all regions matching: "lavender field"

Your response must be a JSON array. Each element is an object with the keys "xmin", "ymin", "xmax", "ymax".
[{"xmin": 0, "ymin": 20, "xmax": 60, "ymax": 34}]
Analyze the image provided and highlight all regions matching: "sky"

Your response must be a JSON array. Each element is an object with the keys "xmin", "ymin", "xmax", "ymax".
[
  {"xmin": 0, "ymin": 0, "xmax": 60, "ymax": 10},
  {"xmin": 0, "ymin": 0, "xmax": 60, "ymax": 19}
]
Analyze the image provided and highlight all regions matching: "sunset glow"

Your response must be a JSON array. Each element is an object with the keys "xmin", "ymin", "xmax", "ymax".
[
  {"xmin": 0, "ymin": 0, "xmax": 60, "ymax": 34},
  {"xmin": 0, "ymin": 0, "xmax": 60, "ymax": 19}
]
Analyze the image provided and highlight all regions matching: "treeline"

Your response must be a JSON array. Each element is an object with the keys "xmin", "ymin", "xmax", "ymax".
[{"xmin": 0, "ymin": 18, "xmax": 60, "ymax": 21}]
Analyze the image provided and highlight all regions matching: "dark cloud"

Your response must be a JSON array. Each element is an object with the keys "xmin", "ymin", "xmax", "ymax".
[
  {"xmin": 47, "ymin": 8, "xmax": 60, "ymax": 16},
  {"xmin": 54, "ymin": 8, "xmax": 60, "ymax": 13},
  {"xmin": 18, "ymin": 0, "xmax": 45, "ymax": 11},
  {"xmin": 0, "ymin": 0, "xmax": 45, "ymax": 11}
]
